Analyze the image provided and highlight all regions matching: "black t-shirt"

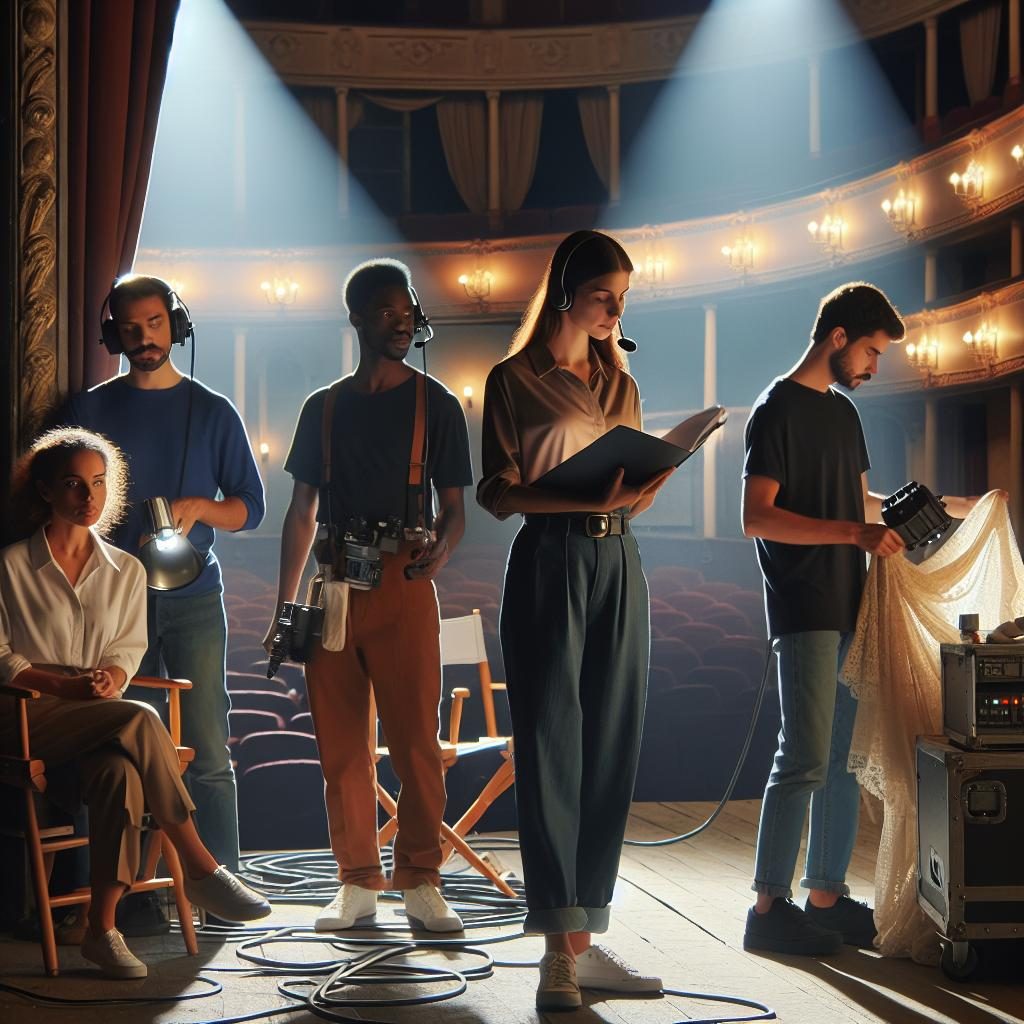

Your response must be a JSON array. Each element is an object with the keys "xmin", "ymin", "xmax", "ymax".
[
  {"xmin": 284, "ymin": 373, "xmax": 473, "ymax": 526},
  {"xmin": 743, "ymin": 377, "xmax": 870, "ymax": 636}
]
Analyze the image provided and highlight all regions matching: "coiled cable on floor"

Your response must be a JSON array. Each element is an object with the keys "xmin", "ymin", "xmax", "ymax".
[{"xmin": 625, "ymin": 639, "xmax": 775, "ymax": 848}]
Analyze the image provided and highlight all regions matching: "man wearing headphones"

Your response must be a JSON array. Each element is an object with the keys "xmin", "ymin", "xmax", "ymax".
[
  {"xmin": 265, "ymin": 259, "xmax": 472, "ymax": 932},
  {"xmin": 64, "ymin": 274, "xmax": 264, "ymax": 932}
]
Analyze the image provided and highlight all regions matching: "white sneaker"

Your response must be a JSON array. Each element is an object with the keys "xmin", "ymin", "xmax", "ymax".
[
  {"xmin": 184, "ymin": 866, "xmax": 272, "ymax": 922},
  {"xmin": 574, "ymin": 944, "xmax": 663, "ymax": 992},
  {"xmin": 537, "ymin": 951, "xmax": 582, "ymax": 1010},
  {"xmin": 402, "ymin": 883, "xmax": 463, "ymax": 932},
  {"xmin": 314, "ymin": 884, "xmax": 378, "ymax": 931},
  {"xmin": 80, "ymin": 927, "xmax": 147, "ymax": 980}
]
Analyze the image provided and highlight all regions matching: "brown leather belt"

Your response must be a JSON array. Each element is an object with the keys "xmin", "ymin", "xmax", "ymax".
[{"xmin": 525, "ymin": 513, "xmax": 630, "ymax": 538}]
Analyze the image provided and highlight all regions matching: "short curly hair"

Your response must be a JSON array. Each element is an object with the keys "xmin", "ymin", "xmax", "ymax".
[
  {"xmin": 342, "ymin": 258, "xmax": 412, "ymax": 316},
  {"xmin": 11, "ymin": 427, "xmax": 129, "ymax": 538}
]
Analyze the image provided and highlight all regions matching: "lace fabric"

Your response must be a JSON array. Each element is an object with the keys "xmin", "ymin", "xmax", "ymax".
[{"xmin": 841, "ymin": 492, "xmax": 1024, "ymax": 963}]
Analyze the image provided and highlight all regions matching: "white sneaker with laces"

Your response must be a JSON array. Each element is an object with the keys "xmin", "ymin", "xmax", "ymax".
[
  {"xmin": 80, "ymin": 927, "xmax": 147, "ymax": 979},
  {"xmin": 184, "ymin": 866, "xmax": 272, "ymax": 922},
  {"xmin": 402, "ymin": 883, "xmax": 463, "ymax": 932},
  {"xmin": 315, "ymin": 884, "xmax": 378, "ymax": 931},
  {"xmin": 574, "ymin": 944, "xmax": 663, "ymax": 992},
  {"xmin": 537, "ymin": 951, "xmax": 582, "ymax": 1010}
]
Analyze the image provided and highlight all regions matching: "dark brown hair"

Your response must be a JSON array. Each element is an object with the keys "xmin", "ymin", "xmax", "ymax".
[
  {"xmin": 11, "ymin": 427, "xmax": 128, "ymax": 538},
  {"xmin": 506, "ymin": 230, "xmax": 634, "ymax": 371},
  {"xmin": 812, "ymin": 282, "xmax": 905, "ymax": 346}
]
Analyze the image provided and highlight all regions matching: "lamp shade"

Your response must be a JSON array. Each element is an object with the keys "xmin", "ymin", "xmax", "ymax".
[{"xmin": 138, "ymin": 496, "xmax": 203, "ymax": 591}]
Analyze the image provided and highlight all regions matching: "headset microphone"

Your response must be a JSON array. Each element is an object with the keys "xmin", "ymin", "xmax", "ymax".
[
  {"xmin": 409, "ymin": 284, "xmax": 434, "ymax": 349},
  {"xmin": 617, "ymin": 318, "xmax": 638, "ymax": 353}
]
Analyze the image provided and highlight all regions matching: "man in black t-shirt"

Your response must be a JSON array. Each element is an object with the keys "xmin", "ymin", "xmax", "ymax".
[
  {"xmin": 266, "ymin": 259, "xmax": 473, "ymax": 934},
  {"xmin": 739, "ymin": 283, "xmax": 978, "ymax": 957}
]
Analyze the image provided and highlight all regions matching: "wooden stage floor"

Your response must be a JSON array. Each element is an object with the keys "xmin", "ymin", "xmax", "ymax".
[{"xmin": 2, "ymin": 799, "xmax": 1023, "ymax": 1024}]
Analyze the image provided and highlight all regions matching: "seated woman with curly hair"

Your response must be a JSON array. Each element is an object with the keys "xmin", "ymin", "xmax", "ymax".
[{"xmin": 0, "ymin": 427, "xmax": 270, "ymax": 979}]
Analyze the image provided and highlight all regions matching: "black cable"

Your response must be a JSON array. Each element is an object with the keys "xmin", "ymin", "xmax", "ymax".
[
  {"xmin": 625, "ymin": 638, "xmax": 775, "ymax": 847},
  {"xmin": 3, "ymin": 840, "xmax": 776, "ymax": 1023},
  {"xmin": 0, "ymin": 975, "xmax": 223, "ymax": 1007},
  {"xmin": 174, "ymin": 297, "xmax": 197, "ymax": 504}
]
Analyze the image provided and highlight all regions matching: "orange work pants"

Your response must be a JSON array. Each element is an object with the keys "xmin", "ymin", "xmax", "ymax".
[{"xmin": 305, "ymin": 545, "xmax": 445, "ymax": 890}]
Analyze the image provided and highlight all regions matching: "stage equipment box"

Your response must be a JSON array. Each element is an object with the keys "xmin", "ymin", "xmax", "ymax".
[
  {"xmin": 940, "ymin": 643, "xmax": 1024, "ymax": 750},
  {"xmin": 917, "ymin": 735, "xmax": 1024, "ymax": 960}
]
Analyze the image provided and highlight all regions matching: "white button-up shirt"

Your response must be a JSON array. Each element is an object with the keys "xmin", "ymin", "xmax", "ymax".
[{"xmin": 0, "ymin": 527, "xmax": 147, "ymax": 690}]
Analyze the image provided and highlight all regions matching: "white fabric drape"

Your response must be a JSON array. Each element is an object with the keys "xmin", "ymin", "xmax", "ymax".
[
  {"xmin": 577, "ymin": 88, "xmax": 610, "ymax": 187},
  {"xmin": 500, "ymin": 92, "xmax": 544, "ymax": 212},
  {"xmin": 842, "ymin": 493, "xmax": 1024, "ymax": 963},
  {"xmin": 960, "ymin": 1, "xmax": 1002, "ymax": 105},
  {"xmin": 436, "ymin": 96, "xmax": 488, "ymax": 214}
]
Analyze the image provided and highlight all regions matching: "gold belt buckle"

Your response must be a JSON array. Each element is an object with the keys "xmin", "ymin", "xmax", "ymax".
[{"xmin": 586, "ymin": 514, "xmax": 610, "ymax": 538}]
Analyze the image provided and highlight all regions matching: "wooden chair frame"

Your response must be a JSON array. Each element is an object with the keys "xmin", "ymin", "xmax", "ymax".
[
  {"xmin": 0, "ymin": 676, "xmax": 199, "ymax": 976},
  {"xmin": 372, "ymin": 609, "xmax": 517, "ymax": 896}
]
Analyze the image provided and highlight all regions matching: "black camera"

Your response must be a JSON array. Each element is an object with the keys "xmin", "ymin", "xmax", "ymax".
[
  {"xmin": 338, "ymin": 515, "xmax": 407, "ymax": 591},
  {"xmin": 266, "ymin": 601, "xmax": 324, "ymax": 679},
  {"xmin": 881, "ymin": 480, "xmax": 952, "ymax": 550}
]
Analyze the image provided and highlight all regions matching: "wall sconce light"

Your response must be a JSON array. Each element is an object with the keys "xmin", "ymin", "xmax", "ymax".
[
  {"xmin": 634, "ymin": 251, "xmax": 666, "ymax": 288},
  {"xmin": 807, "ymin": 214, "xmax": 846, "ymax": 256},
  {"xmin": 462, "ymin": 385, "xmax": 474, "ymax": 409},
  {"xmin": 458, "ymin": 269, "xmax": 493, "ymax": 302},
  {"xmin": 962, "ymin": 323, "xmax": 998, "ymax": 365},
  {"xmin": 721, "ymin": 237, "xmax": 755, "ymax": 272},
  {"xmin": 260, "ymin": 277, "xmax": 299, "ymax": 305},
  {"xmin": 1013, "ymin": 143, "xmax": 1023, "ymax": 169},
  {"xmin": 258, "ymin": 441, "xmax": 271, "ymax": 463},
  {"xmin": 906, "ymin": 335, "xmax": 939, "ymax": 372},
  {"xmin": 949, "ymin": 160, "xmax": 985, "ymax": 202},
  {"xmin": 881, "ymin": 189, "xmax": 917, "ymax": 234}
]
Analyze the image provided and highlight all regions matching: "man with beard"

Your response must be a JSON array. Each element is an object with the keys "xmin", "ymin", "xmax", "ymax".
[
  {"xmin": 266, "ymin": 259, "xmax": 472, "ymax": 933},
  {"xmin": 64, "ymin": 274, "xmax": 263, "ymax": 932},
  {"xmin": 740, "ymin": 282, "xmax": 914, "ymax": 956}
]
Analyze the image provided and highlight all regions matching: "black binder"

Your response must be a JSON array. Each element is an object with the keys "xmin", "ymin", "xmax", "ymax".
[{"xmin": 534, "ymin": 405, "xmax": 727, "ymax": 493}]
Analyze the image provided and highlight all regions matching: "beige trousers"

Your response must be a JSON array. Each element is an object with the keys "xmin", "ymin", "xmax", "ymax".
[{"xmin": 0, "ymin": 694, "xmax": 195, "ymax": 888}]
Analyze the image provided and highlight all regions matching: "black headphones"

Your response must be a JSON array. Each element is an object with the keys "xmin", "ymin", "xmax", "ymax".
[
  {"xmin": 548, "ymin": 231, "xmax": 638, "ymax": 352},
  {"xmin": 99, "ymin": 276, "xmax": 194, "ymax": 355}
]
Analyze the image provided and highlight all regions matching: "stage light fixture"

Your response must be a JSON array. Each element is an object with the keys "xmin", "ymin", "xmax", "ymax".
[{"xmin": 138, "ymin": 497, "xmax": 203, "ymax": 591}]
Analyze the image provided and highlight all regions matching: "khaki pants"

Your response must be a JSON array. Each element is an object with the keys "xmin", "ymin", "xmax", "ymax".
[
  {"xmin": 305, "ymin": 544, "xmax": 446, "ymax": 890},
  {"xmin": 0, "ymin": 694, "xmax": 195, "ymax": 888}
]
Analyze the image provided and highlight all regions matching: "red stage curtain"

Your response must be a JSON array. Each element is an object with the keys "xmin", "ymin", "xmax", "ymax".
[{"xmin": 67, "ymin": 0, "xmax": 180, "ymax": 392}]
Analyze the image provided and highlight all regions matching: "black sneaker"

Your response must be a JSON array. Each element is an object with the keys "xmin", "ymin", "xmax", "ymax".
[
  {"xmin": 743, "ymin": 899, "xmax": 843, "ymax": 956},
  {"xmin": 116, "ymin": 891, "xmax": 170, "ymax": 937},
  {"xmin": 804, "ymin": 896, "xmax": 876, "ymax": 948}
]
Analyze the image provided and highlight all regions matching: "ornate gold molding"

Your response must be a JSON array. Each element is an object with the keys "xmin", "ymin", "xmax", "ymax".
[
  {"xmin": 246, "ymin": 1, "xmax": 969, "ymax": 91},
  {"xmin": 16, "ymin": 0, "xmax": 59, "ymax": 446}
]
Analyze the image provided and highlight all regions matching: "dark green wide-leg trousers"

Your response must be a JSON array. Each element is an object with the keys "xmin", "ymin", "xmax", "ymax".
[{"xmin": 499, "ymin": 520, "xmax": 650, "ymax": 935}]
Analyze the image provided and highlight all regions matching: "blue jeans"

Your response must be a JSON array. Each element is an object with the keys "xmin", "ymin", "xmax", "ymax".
[
  {"xmin": 752, "ymin": 631, "xmax": 859, "ymax": 899},
  {"xmin": 129, "ymin": 589, "xmax": 238, "ymax": 871}
]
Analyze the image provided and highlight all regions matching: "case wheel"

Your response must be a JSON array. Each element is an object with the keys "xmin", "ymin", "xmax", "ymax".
[{"xmin": 940, "ymin": 940, "xmax": 979, "ymax": 981}]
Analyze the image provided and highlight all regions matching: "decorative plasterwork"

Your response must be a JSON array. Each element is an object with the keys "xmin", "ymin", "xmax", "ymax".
[
  {"xmin": 245, "ymin": 1, "xmax": 969, "ymax": 91},
  {"xmin": 868, "ymin": 279, "xmax": 1024, "ymax": 395},
  {"xmin": 17, "ymin": 0, "xmax": 60, "ymax": 446},
  {"xmin": 137, "ymin": 104, "xmax": 1024, "ymax": 332}
]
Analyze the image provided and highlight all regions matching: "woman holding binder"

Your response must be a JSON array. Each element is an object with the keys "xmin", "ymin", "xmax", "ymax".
[{"xmin": 477, "ymin": 230, "xmax": 672, "ymax": 1010}]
